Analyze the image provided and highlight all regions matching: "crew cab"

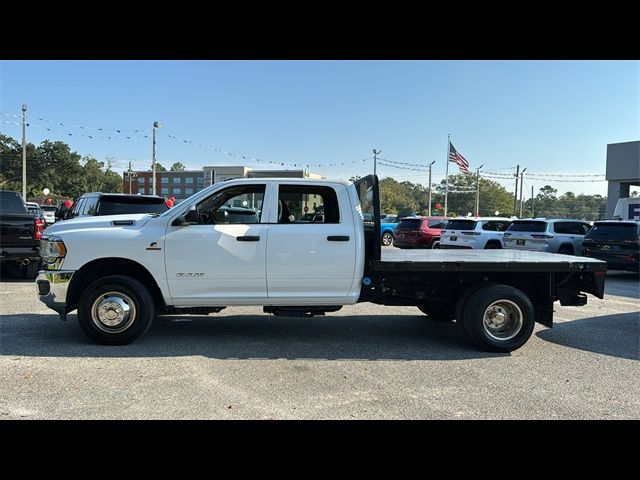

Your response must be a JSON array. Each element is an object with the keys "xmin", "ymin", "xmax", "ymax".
[
  {"xmin": 36, "ymin": 176, "xmax": 607, "ymax": 353},
  {"xmin": 1, "ymin": 191, "xmax": 43, "ymax": 278}
]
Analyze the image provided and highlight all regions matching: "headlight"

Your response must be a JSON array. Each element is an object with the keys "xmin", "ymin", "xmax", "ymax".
[{"xmin": 40, "ymin": 237, "xmax": 67, "ymax": 264}]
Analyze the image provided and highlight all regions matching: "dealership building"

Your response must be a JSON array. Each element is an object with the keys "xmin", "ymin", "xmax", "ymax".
[{"xmin": 605, "ymin": 141, "xmax": 640, "ymax": 218}]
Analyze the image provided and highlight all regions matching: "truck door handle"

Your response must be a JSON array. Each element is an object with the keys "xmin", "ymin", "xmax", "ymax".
[
  {"xmin": 236, "ymin": 236, "xmax": 260, "ymax": 242},
  {"xmin": 327, "ymin": 236, "xmax": 350, "ymax": 241}
]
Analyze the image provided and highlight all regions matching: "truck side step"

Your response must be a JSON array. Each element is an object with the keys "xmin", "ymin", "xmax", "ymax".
[{"xmin": 263, "ymin": 306, "xmax": 342, "ymax": 317}]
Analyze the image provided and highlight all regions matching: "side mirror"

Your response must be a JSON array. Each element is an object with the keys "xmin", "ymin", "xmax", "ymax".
[
  {"xmin": 64, "ymin": 210, "xmax": 74, "ymax": 220},
  {"xmin": 172, "ymin": 205, "xmax": 198, "ymax": 226}
]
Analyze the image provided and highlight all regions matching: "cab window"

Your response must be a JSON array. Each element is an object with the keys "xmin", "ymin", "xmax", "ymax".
[
  {"xmin": 277, "ymin": 185, "xmax": 339, "ymax": 224},
  {"xmin": 192, "ymin": 185, "xmax": 265, "ymax": 224}
]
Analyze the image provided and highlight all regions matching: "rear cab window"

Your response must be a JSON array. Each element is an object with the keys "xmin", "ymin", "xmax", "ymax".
[
  {"xmin": 277, "ymin": 185, "xmax": 339, "ymax": 224},
  {"xmin": 507, "ymin": 221, "xmax": 547, "ymax": 233},
  {"xmin": 396, "ymin": 218, "xmax": 423, "ymax": 230},
  {"xmin": 98, "ymin": 197, "xmax": 169, "ymax": 215},
  {"xmin": 444, "ymin": 219, "xmax": 478, "ymax": 231},
  {"xmin": 587, "ymin": 223, "xmax": 640, "ymax": 241}
]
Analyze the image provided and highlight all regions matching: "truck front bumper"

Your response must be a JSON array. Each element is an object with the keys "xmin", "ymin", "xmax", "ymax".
[{"xmin": 36, "ymin": 270, "xmax": 75, "ymax": 319}]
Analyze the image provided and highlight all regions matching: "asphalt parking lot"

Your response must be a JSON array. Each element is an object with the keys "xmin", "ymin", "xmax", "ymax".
[{"xmin": 1, "ymin": 264, "xmax": 638, "ymax": 419}]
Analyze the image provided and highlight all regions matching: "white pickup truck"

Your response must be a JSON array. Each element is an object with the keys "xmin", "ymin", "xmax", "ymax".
[{"xmin": 36, "ymin": 175, "xmax": 607, "ymax": 352}]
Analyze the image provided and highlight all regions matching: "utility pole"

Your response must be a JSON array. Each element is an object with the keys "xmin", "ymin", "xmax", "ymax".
[
  {"xmin": 21, "ymin": 104, "xmax": 27, "ymax": 201},
  {"xmin": 513, "ymin": 164, "xmax": 520, "ymax": 216},
  {"xmin": 372, "ymin": 149, "xmax": 381, "ymax": 177},
  {"xmin": 127, "ymin": 161, "xmax": 137, "ymax": 194},
  {"xmin": 519, "ymin": 168, "xmax": 527, "ymax": 217},
  {"xmin": 531, "ymin": 185, "xmax": 535, "ymax": 217},
  {"xmin": 427, "ymin": 160, "xmax": 436, "ymax": 214},
  {"xmin": 475, "ymin": 164, "xmax": 484, "ymax": 217},
  {"xmin": 152, "ymin": 121, "xmax": 162, "ymax": 195}
]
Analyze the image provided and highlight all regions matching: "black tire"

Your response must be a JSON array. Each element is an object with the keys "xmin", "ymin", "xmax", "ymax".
[
  {"xmin": 381, "ymin": 232, "xmax": 393, "ymax": 247},
  {"xmin": 454, "ymin": 282, "xmax": 500, "ymax": 325},
  {"xmin": 417, "ymin": 303, "xmax": 455, "ymax": 321},
  {"xmin": 460, "ymin": 284, "xmax": 535, "ymax": 352},
  {"xmin": 484, "ymin": 242, "xmax": 501, "ymax": 249},
  {"xmin": 431, "ymin": 239, "xmax": 441, "ymax": 249},
  {"xmin": 77, "ymin": 275, "xmax": 155, "ymax": 345},
  {"xmin": 558, "ymin": 245, "xmax": 573, "ymax": 255},
  {"xmin": 22, "ymin": 261, "xmax": 40, "ymax": 279}
]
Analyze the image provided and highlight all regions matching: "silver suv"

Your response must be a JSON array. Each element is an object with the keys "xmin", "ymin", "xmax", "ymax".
[
  {"xmin": 502, "ymin": 219, "xmax": 592, "ymax": 255},
  {"xmin": 440, "ymin": 217, "xmax": 512, "ymax": 249}
]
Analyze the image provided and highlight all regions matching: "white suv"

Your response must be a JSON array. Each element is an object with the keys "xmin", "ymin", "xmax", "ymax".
[{"xmin": 440, "ymin": 217, "xmax": 512, "ymax": 249}]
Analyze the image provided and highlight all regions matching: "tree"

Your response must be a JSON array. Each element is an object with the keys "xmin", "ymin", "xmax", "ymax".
[
  {"xmin": 152, "ymin": 162, "xmax": 167, "ymax": 172},
  {"xmin": 434, "ymin": 174, "xmax": 513, "ymax": 217},
  {"xmin": 0, "ymin": 132, "xmax": 122, "ymax": 198},
  {"xmin": 170, "ymin": 162, "xmax": 186, "ymax": 171}
]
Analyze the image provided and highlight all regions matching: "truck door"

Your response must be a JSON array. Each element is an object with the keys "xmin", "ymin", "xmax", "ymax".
[
  {"xmin": 164, "ymin": 183, "xmax": 270, "ymax": 304},
  {"xmin": 266, "ymin": 183, "xmax": 357, "ymax": 301}
]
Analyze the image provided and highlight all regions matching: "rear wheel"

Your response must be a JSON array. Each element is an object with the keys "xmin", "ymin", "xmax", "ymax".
[
  {"xmin": 484, "ymin": 242, "xmax": 501, "ymax": 249},
  {"xmin": 431, "ymin": 239, "xmax": 441, "ymax": 249},
  {"xmin": 77, "ymin": 275, "xmax": 155, "ymax": 345},
  {"xmin": 460, "ymin": 284, "xmax": 535, "ymax": 352},
  {"xmin": 381, "ymin": 232, "xmax": 393, "ymax": 246}
]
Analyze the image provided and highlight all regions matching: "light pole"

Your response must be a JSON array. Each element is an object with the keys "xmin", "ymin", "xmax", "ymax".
[
  {"xmin": 427, "ymin": 160, "xmax": 436, "ymax": 214},
  {"xmin": 21, "ymin": 104, "xmax": 27, "ymax": 201},
  {"xmin": 519, "ymin": 168, "xmax": 527, "ymax": 217},
  {"xmin": 152, "ymin": 121, "xmax": 162, "ymax": 195},
  {"xmin": 372, "ymin": 149, "xmax": 381, "ymax": 177},
  {"xmin": 475, "ymin": 164, "xmax": 483, "ymax": 217}
]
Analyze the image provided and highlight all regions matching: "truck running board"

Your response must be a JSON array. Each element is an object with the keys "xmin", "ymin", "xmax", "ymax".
[{"xmin": 263, "ymin": 306, "xmax": 343, "ymax": 317}]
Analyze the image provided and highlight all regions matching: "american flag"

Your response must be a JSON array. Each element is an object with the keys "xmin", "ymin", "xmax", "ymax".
[{"xmin": 448, "ymin": 142, "xmax": 471, "ymax": 174}]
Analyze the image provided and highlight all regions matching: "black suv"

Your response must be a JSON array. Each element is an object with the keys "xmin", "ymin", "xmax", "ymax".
[
  {"xmin": 59, "ymin": 193, "xmax": 169, "ymax": 220},
  {"xmin": 582, "ymin": 221, "xmax": 640, "ymax": 272}
]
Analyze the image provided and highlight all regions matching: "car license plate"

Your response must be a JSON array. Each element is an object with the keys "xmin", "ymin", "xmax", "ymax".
[
  {"xmin": 450, "ymin": 236, "xmax": 457, "ymax": 241},
  {"xmin": 516, "ymin": 239, "xmax": 525, "ymax": 246}
]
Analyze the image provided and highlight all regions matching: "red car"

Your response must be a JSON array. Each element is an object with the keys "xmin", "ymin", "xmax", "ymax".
[{"xmin": 392, "ymin": 216, "xmax": 448, "ymax": 249}]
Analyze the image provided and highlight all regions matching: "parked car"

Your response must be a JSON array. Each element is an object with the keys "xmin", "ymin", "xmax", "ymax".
[
  {"xmin": 440, "ymin": 217, "xmax": 512, "ymax": 249},
  {"xmin": 60, "ymin": 193, "xmax": 169, "ymax": 220},
  {"xmin": 582, "ymin": 220, "xmax": 640, "ymax": 272},
  {"xmin": 0, "ymin": 191, "xmax": 43, "ymax": 278},
  {"xmin": 380, "ymin": 213, "xmax": 397, "ymax": 223},
  {"xmin": 380, "ymin": 220, "xmax": 399, "ymax": 246},
  {"xmin": 502, "ymin": 219, "xmax": 592, "ymax": 255},
  {"xmin": 40, "ymin": 205, "xmax": 58, "ymax": 225},
  {"xmin": 393, "ymin": 216, "xmax": 448, "ymax": 249}
]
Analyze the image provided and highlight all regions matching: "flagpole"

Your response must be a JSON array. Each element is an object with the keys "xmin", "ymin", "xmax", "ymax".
[{"xmin": 444, "ymin": 133, "xmax": 450, "ymax": 217}]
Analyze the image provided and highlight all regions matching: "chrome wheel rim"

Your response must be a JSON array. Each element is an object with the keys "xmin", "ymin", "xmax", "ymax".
[
  {"xmin": 382, "ymin": 233, "xmax": 393, "ymax": 246},
  {"xmin": 91, "ymin": 291, "xmax": 136, "ymax": 334},
  {"xmin": 482, "ymin": 299, "xmax": 523, "ymax": 341}
]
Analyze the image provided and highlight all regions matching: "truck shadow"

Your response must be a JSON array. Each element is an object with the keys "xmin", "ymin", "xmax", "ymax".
[
  {"xmin": 0, "ymin": 313, "xmax": 505, "ymax": 361},
  {"xmin": 536, "ymin": 312, "xmax": 639, "ymax": 360}
]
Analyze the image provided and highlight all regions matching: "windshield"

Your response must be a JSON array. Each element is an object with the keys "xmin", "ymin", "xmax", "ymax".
[
  {"xmin": 444, "ymin": 219, "xmax": 477, "ymax": 230},
  {"xmin": 507, "ymin": 221, "xmax": 547, "ymax": 233},
  {"xmin": 586, "ymin": 223, "xmax": 640, "ymax": 241}
]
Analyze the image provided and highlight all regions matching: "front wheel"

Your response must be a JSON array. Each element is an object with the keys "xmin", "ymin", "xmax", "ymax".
[
  {"xmin": 77, "ymin": 275, "xmax": 155, "ymax": 345},
  {"xmin": 460, "ymin": 284, "xmax": 535, "ymax": 352},
  {"xmin": 381, "ymin": 232, "xmax": 393, "ymax": 246}
]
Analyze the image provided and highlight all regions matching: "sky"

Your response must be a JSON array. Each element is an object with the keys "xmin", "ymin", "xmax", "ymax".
[{"xmin": 1, "ymin": 60, "xmax": 638, "ymax": 197}]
